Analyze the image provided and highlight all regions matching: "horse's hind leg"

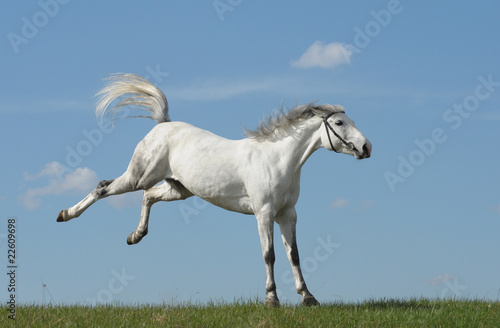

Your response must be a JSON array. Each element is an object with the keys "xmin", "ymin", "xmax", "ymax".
[
  {"xmin": 57, "ymin": 174, "xmax": 132, "ymax": 222},
  {"xmin": 57, "ymin": 166, "xmax": 162, "ymax": 222},
  {"xmin": 126, "ymin": 179, "xmax": 193, "ymax": 245},
  {"xmin": 57, "ymin": 131, "xmax": 172, "ymax": 223}
]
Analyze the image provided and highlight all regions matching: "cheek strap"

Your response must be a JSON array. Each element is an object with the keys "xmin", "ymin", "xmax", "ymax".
[{"xmin": 322, "ymin": 112, "xmax": 350, "ymax": 152}]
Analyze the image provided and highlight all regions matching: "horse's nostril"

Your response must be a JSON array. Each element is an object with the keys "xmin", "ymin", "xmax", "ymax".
[{"xmin": 362, "ymin": 143, "xmax": 371, "ymax": 157}]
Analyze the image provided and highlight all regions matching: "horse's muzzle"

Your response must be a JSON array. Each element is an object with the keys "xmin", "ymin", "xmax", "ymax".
[
  {"xmin": 352, "ymin": 142, "xmax": 371, "ymax": 159},
  {"xmin": 362, "ymin": 142, "xmax": 371, "ymax": 158}
]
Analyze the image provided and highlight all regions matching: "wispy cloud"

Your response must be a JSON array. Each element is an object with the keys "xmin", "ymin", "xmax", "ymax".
[
  {"xmin": 423, "ymin": 273, "xmax": 458, "ymax": 286},
  {"xmin": 354, "ymin": 199, "xmax": 374, "ymax": 212},
  {"xmin": 163, "ymin": 74, "xmax": 390, "ymax": 103},
  {"xmin": 20, "ymin": 161, "xmax": 144, "ymax": 211},
  {"xmin": 106, "ymin": 192, "xmax": 143, "ymax": 209},
  {"xmin": 20, "ymin": 162, "xmax": 98, "ymax": 210},
  {"xmin": 329, "ymin": 198, "xmax": 374, "ymax": 212},
  {"xmin": 23, "ymin": 161, "xmax": 67, "ymax": 181},
  {"xmin": 0, "ymin": 99, "xmax": 90, "ymax": 113},
  {"xmin": 329, "ymin": 198, "xmax": 350, "ymax": 210},
  {"xmin": 291, "ymin": 41, "xmax": 353, "ymax": 69},
  {"xmin": 165, "ymin": 77, "xmax": 297, "ymax": 102},
  {"xmin": 160, "ymin": 71, "xmax": 451, "ymax": 105}
]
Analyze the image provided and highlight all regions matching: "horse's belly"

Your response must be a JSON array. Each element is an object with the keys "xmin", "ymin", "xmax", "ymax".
[
  {"xmin": 164, "ymin": 129, "xmax": 255, "ymax": 214},
  {"xmin": 201, "ymin": 194, "xmax": 254, "ymax": 215},
  {"xmin": 180, "ymin": 177, "xmax": 253, "ymax": 215}
]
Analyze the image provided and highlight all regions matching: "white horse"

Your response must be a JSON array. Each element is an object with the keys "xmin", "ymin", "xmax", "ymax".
[{"xmin": 57, "ymin": 74, "xmax": 371, "ymax": 306}]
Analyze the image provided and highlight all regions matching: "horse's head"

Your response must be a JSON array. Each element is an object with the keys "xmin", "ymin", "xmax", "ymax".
[{"xmin": 312, "ymin": 105, "xmax": 372, "ymax": 159}]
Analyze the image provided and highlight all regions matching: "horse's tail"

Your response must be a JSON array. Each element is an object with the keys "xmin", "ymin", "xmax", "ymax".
[{"xmin": 95, "ymin": 73, "xmax": 170, "ymax": 126}]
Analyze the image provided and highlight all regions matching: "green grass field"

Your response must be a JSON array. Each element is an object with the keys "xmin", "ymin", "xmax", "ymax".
[{"xmin": 1, "ymin": 298, "xmax": 499, "ymax": 327}]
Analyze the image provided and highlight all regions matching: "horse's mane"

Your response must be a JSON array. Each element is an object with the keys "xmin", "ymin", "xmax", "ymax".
[{"xmin": 244, "ymin": 103, "xmax": 345, "ymax": 140}]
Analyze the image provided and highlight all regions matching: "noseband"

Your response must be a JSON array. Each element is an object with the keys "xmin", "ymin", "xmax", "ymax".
[{"xmin": 322, "ymin": 111, "xmax": 351, "ymax": 153}]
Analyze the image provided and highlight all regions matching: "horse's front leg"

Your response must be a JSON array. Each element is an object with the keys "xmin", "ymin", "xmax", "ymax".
[
  {"xmin": 256, "ymin": 212, "xmax": 279, "ymax": 307},
  {"xmin": 277, "ymin": 207, "xmax": 319, "ymax": 306}
]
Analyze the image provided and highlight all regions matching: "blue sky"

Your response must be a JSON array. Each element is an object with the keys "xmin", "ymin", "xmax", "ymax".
[{"xmin": 1, "ymin": 1, "xmax": 499, "ymax": 305}]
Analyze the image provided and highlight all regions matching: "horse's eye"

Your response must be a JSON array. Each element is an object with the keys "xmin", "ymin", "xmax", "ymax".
[{"xmin": 335, "ymin": 120, "xmax": 343, "ymax": 126}]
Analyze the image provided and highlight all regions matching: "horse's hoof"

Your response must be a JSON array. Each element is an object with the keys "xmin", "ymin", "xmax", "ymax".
[
  {"xmin": 57, "ymin": 210, "xmax": 67, "ymax": 222},
  {"xmin": 126, "ymin": 230, "xmax": 147, "ymax": 245},
  {"xmin": 301, "ymin": 295, "xmax": 319, "ymax": 306},
  {"xmin": 126, "ymin": 233, "xmax": 137, "ymax": 245},
  {"xmin": 265, "ymin": 296, "xmax": 280, "ymax": 308}
]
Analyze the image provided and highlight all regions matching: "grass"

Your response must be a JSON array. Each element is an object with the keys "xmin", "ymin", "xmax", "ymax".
[{"xmin": 1, "ymin": 298, "xmax": 499, "ymax": 328}]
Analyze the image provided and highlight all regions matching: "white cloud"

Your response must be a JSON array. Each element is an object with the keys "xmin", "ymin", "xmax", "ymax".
[
  {"xmin": 23, "ymin": 161, "xmax": 68, "ymax": 181},
  {"xmin": 20, "ymin": 162, "xmax": 99, "ymax": 210},
  {"xmin": 329, "ymin": 198, "xmax": 374, "ymax": 211},
  {"xmin": 165, "ymin": 77, "xmax": 295, "ymax": 102},
  {"xmin": 354, "ymin": 199, "xmax": 374, "ymax": 212},
  {"xmin": 105, "ymin": 191, "xmax": 143, "ymax": 209},
  {"xmin": 0, "ymin": 99, "xmax": 89, "ymax": 113},
  {"xmin": 424, "ymin": 273, "xmax": 458, "ymax": 286},
  {"xmin": 21, "ymin": 161, "xmax": 145, "ymax": 211},
  {"xmin": 329, "ymin": 197, "xmax": 350, "ymax": 210},
  {"xmin": 291, "ymin": 41, "xmax": 353, "ymax": 69}
]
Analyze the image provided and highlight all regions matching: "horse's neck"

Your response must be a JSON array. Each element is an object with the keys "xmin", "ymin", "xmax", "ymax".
[{"xmin": 266, "ymin": 119, "xmax": 323, "ymax": 173}]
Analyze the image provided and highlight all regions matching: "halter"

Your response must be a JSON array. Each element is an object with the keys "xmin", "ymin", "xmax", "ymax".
[{"xmin": 322, "ymin": 111, "xmax": 351, "ymax": 153}]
